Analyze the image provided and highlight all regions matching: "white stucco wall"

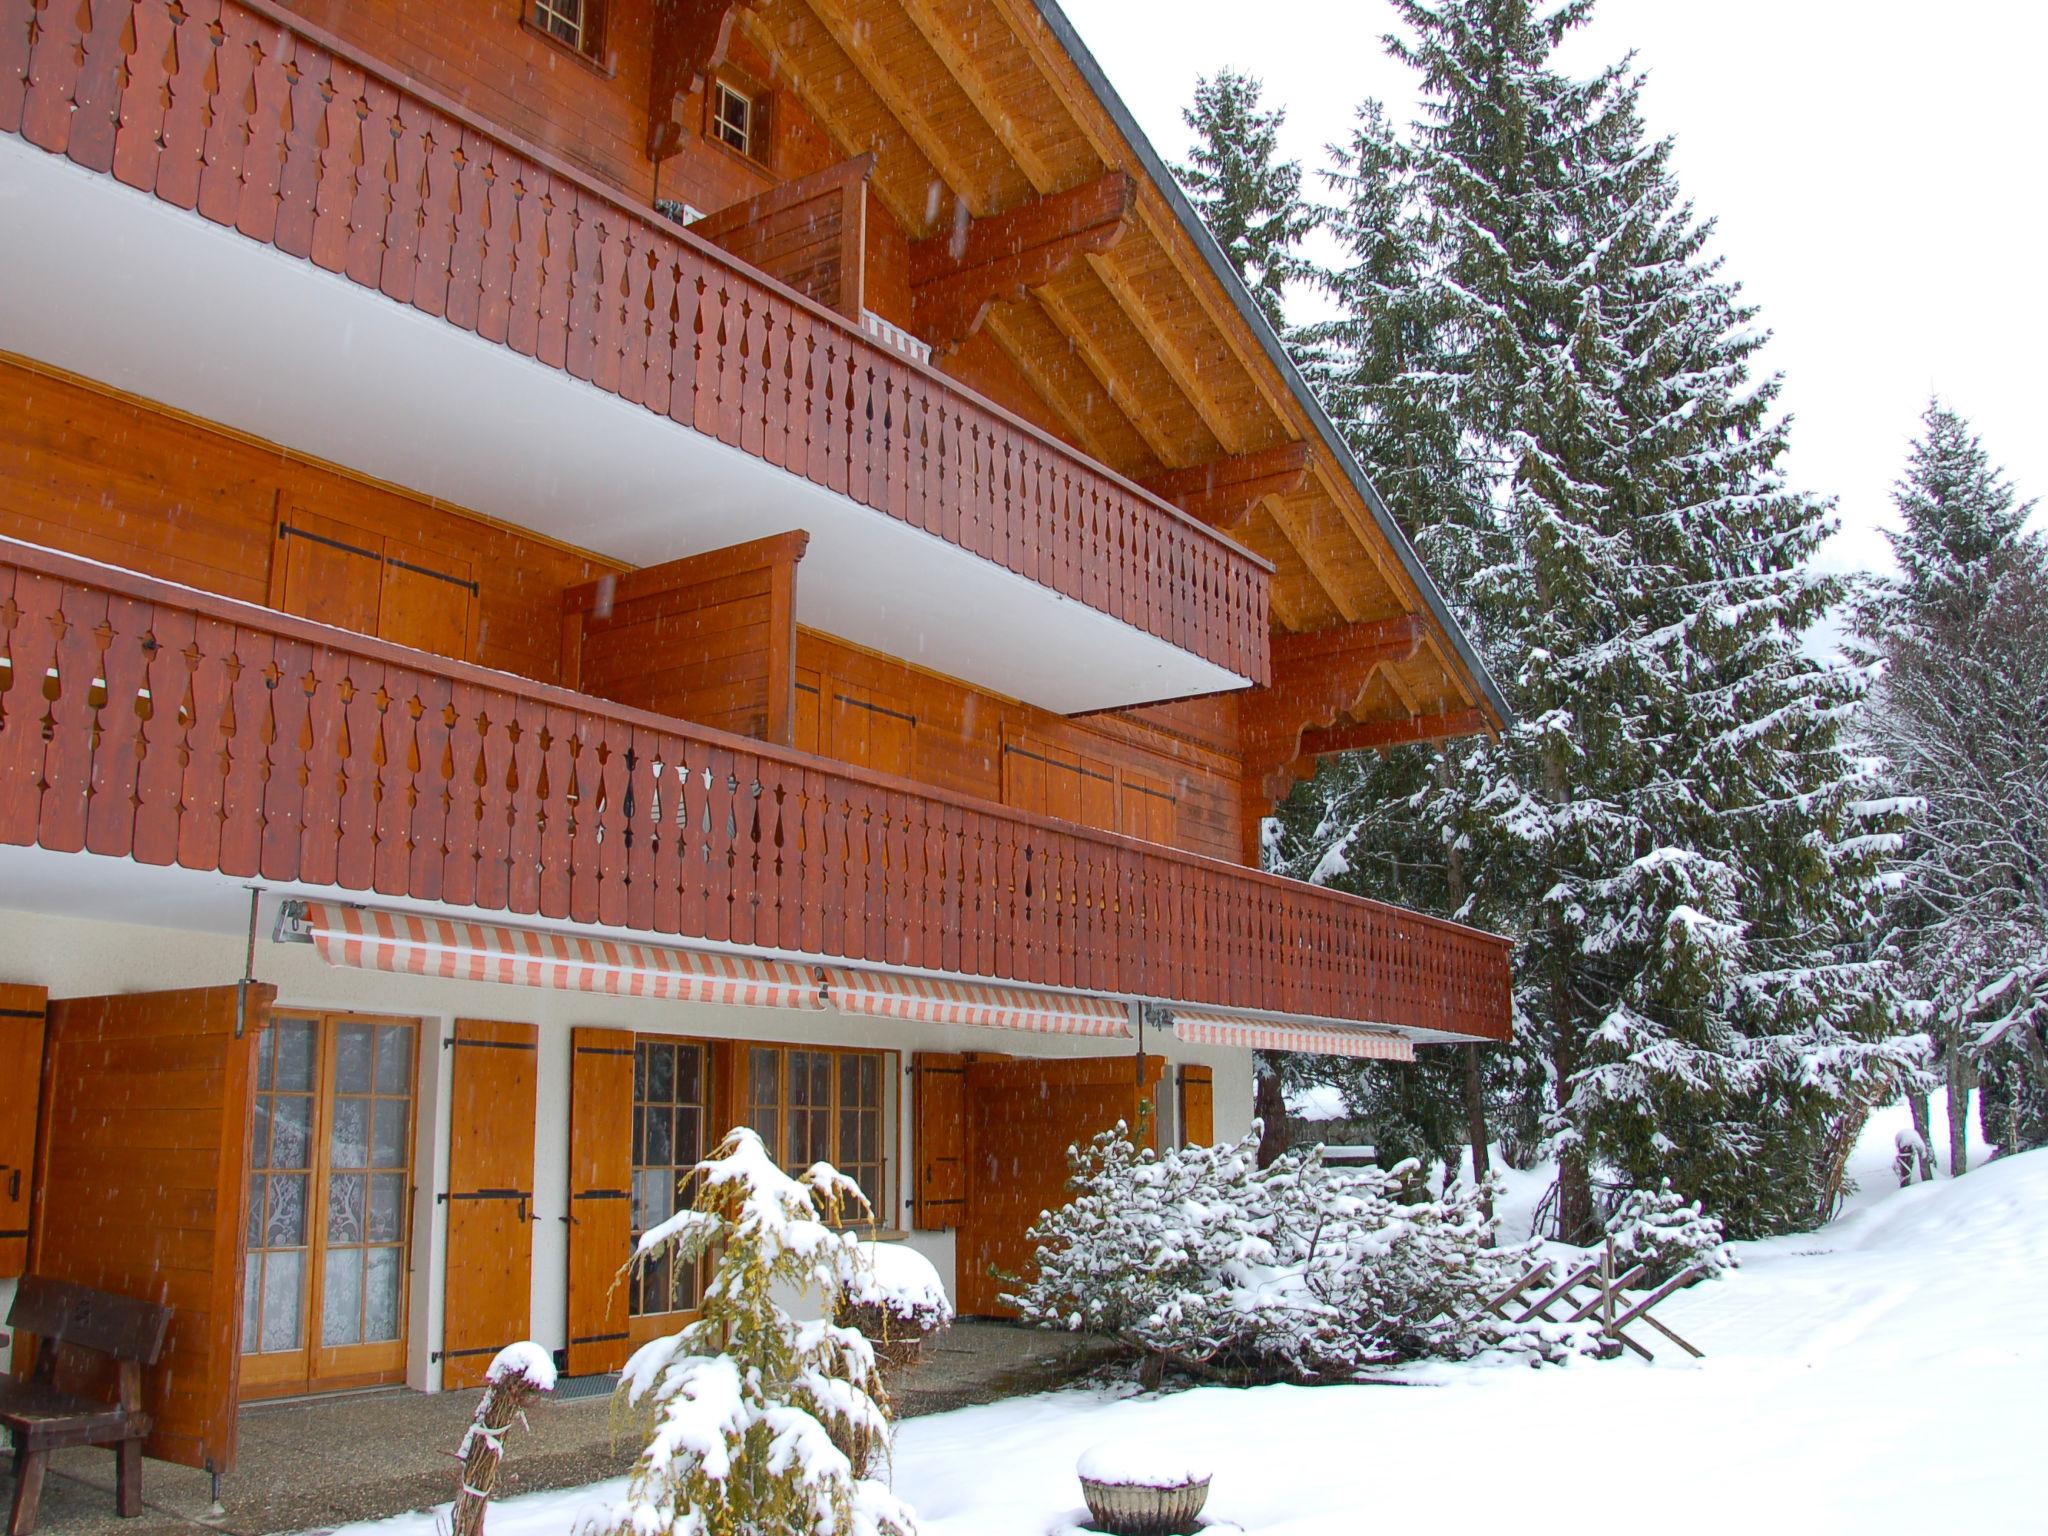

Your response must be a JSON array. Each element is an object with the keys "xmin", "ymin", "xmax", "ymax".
[{"xmin": 0, "ymin": 902, "xmax": 1253, "ymax": 1390}]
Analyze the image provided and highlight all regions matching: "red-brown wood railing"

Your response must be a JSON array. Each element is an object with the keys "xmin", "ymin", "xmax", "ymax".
[
  {"xmin": 0, "ymin": 0, "xmax": 1270, "ymax": 685},
  {"xmin": 0, "ymin": 539, "xmax": 1509, "ymax": 1039}
]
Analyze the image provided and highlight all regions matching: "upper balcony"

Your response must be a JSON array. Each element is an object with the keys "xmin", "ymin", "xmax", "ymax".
[
  {"xmin": 0, "ymin": 534, "xmax": 1509, "ymax": 1042},
  {"xmin": 0, "ymin": 0, "xmax": 1269, "ymax": 715}
]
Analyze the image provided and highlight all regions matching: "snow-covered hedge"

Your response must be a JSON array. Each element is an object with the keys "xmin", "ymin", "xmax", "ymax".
[
  {"xmin": 1007, "ymin": 1126, "xmax": 1594, "ymax": 1382},
  {"xmin": 1605, "ymin": 1180, "xmax": 1735, "ymax": 1286}
]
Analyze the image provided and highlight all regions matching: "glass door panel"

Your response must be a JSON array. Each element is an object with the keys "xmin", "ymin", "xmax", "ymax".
[
  {"xmin": 241, "ymin": 1017, "xmax": 319, "ymax": 1395},
  {"xmin": 630, "ymin": 1039, "xmax": 708, "ymax": 1326},
  {"xmin": 241, "ymin": 1013, "xmax": 418, "ymax": 1398}
]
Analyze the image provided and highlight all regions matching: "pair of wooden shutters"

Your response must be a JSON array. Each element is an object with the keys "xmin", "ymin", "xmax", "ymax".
[
  {"xmin": 273, "ymin": 506, "xmax": 478, "ymax": 660},
  {"xmin": 1002, "ymin": 737, "xmax": 1178, "ymax": 845},
  {"xmin": 423, "ymin": 1022, "xmax": 647, "ymax": 1387}
]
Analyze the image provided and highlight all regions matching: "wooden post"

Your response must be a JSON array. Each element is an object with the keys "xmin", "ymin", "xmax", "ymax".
[{"xmin": 450, "ymin": 1345, "xmax": 556, "ymax": 1536}]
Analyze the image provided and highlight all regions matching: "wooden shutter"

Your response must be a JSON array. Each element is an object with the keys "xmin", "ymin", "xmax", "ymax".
[
  {"xmin": 1119, "ymin": 769, "xmax": 1178, "ymax": 846},
  {"xmin": 442, "ymin": 1019, "xmax": 538, "ymax": 1390},
  {"xmin": 565, "ymin": 1027, "xmax": 634, "ymax": 1376},
  {"xmin": 830, "ymin": 684, "xmax": 917, "ymax": 777},
  {"xmin": 1004, "ymin": 737, "xmax": 1113, "ymax": 832},
  {"xmin": 273, "ymin": 508, "xmax": 476, "ymax": 660},
  {"xmin": 0, "ymin": 983, "xmax": 49, "ymax": 1278},
  {"xmin": 909, "ymin": 1052, "xmax": 969, "ymax": 1231},
  {"xmin": 377, "ymin": 536, "xmax": 477, "ymax": 657},
  {"xmin": 31, "ymin": 984, "xmax": 270, "ymax": 1472},
  {"xmin": 275, "ymin": 509, "xmax": 382, "ymax": 635},
  {"xmin": 1179, "ymin": 1065, "xmax": 1215, "ymax": 1148}
]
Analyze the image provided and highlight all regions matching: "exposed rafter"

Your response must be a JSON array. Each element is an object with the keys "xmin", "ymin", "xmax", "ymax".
[
  {"xmin": 1030, "ymin": 279, "xmax": 1184, "ymax": 464},
  {"xmin": 1141, "ymin": 442, "xmax": 1311, "ymax": 530},
  {"xmin": 1236, "ymin": 614, "xmax": 1427, "ymax": 853},
  {"xmin": 648, "ymin": 0, "xmax": 764, "ymax": 163},
  {"xmin": 1298, "ymin": 707, "xmax": 1491, "ymax": 758},
  {"xmin": 910, "ymin": 172, "xmax": 1136, "ymax": 355},
  {"xmin": 893, "ymin": 0, "xmax": 1063, "ymax": 191}
]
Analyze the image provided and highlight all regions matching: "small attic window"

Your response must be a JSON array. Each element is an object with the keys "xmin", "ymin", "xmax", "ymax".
[
  {"xmin": 531, "ymin": 0, "xmax": 604, "ymax": 63},
  {"xmin": 711, "ymin": 80, "xmax": 757, "ymax": 159}
]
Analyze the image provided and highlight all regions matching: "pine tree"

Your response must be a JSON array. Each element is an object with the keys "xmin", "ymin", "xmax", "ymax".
[
  {"xmin": 1368, "ymin": 0, "xmax": 1914, "ymax": 1239},
  {"xmin": 1177, "ymin": 69, "xmax": 1319, "ymax": 333},
  {"xmin": 1859, "ymin": 404, "xmax": 2048, "ymax": 1166},
  {"xmin": 1883, "ymin": 399, "xmax": 2037, "ymax": 638}
]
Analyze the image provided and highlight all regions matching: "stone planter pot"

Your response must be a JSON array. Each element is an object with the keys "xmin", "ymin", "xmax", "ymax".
[{"xmin": 1077, "ymin": 1445, "xmax": 1212, "ymax": 1536}]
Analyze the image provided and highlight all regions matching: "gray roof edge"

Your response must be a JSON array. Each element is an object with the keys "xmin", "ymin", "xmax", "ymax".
[{"xmin": 1027, "ymin": 0, "xmax": 1514, "ymax": 729}]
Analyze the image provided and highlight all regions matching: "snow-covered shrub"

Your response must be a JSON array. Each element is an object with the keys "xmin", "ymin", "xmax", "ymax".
[
  {"xmin": 1606, "ymin": 1180, "xmax": 1735, "ymax": 1287},
  {"xmin": 837, "ymin": 1242, "xmax": 954, "ymax": 1373},
  {"xmin": 1007, "ymin": 1125, "xmax": 1592, "ymax": 1382},
  {"xmin": 599, "ymin": 1128, "xmax": 917, "ymax": 1536}
]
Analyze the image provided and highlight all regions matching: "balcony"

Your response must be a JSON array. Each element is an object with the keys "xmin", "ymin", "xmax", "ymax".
[
  {"xmin": 0, "ymin": 0, "xmax": 1268, "ymax": 714},
  {"xmin": 0, "ymin": 536, "xmax": 1509, "ymax": 1041}
]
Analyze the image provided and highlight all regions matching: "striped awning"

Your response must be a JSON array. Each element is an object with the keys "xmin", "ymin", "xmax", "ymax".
[
  {"xmin": 289, "ymin": 902, "xmax": 826, "ymax": 1011},
  {"xmin": 823, "ymin": 968, "xmax": 1131, "ymax": 1038},
  {"xmin": 1173, "ymin": 1009, "xmax": 1414, "ymax": 1061}
]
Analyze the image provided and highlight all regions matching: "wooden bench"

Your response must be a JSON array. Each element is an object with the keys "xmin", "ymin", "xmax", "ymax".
[{"xmin": 2, "ymin": 1277, "xmax": 171, "ymax": 1536}]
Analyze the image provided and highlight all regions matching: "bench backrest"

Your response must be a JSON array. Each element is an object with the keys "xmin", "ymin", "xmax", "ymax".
[{"xmin": 7, "ymin": 1277, "xmax": 171, "ymax": 1366}]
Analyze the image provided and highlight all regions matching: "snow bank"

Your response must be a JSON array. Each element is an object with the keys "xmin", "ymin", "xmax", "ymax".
[{"xmin": 1076, "ymin": 1442, "xmax": 1211, "ymax": 1489}]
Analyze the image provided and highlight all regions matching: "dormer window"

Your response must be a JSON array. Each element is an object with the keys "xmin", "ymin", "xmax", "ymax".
[
  {"xmin": 711, "ymin": 80, "xmax": 756, "ymax": 159},
  {"xmin": 531, "ymin": 0, "xmax": 603, "ymax": 63}
]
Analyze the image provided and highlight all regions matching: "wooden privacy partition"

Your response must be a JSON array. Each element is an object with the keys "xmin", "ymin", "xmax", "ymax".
[
  {"xmin": 442, "ymin": 1020, "xmax": 539, "ymax": 1391},
  {"xmin": 692, "ymin": 157, "xmax": 874, "ymax": 321},
  {"xmin": 956, "ymin": 1054, "xmax": 1162, "ymax": 1317},
  {"xmin": 564, "ymin": 1027, "xmax": 635, "ymax": 1377},
  {"xmin": 0, "ymin": 0, "xmax": 1268, "ymax": 683},
  {"xmin": 562, "ymin": 532, "xmax": 808, "ymax": 747},
  {"xmin": 30, "ymin": 984, "xmax": 271, "ymax": 1473},
  {"xmin": 0, "ymin": 536, "xmax": 1513, "ymax": 1043},
  {"xmin": 0, "ymin": 982, "xmax": 48, "ymax": 1276}
]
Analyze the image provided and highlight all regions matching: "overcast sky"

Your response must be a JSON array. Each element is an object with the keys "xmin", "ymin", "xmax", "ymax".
[{"xmin": 1058, "ymin": 0, "xmax": 2047, "ymax": 576}]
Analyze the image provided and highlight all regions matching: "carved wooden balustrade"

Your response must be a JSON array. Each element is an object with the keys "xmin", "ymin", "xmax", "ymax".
[
  {"xmin": 0, "ymin": 0, "xmax": 1269, "ymax": 684},
  {"xmin": 0, "ymin": 539, "xmax": 1510, "ymax": 1040}
]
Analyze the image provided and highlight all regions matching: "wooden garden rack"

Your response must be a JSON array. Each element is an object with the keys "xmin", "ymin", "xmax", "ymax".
[{"xmin": 1484, "ymin": 1241, "xmax": 1706, "ymax": 1362}]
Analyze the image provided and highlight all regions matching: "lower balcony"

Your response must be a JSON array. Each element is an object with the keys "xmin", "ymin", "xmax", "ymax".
[{"xmin": 0, "ymin": 535, "xmax": 1510, "ymax": 1042}]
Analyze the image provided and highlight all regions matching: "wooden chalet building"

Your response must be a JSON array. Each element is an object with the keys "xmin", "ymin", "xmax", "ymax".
[{"xmin": 0, "ymin": 0, "xmax": 1512, "ymax": 1479}]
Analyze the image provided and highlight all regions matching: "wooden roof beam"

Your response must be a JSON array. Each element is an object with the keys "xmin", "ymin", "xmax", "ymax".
[
  {"xmin": 1299, "ymin": 707, "xmax": 1491, "ymax": 758},
  {"xmin": 649, "ymin": 0, "xmax": 763, "ymax": 163},
  {"xmin": 1140, "ymin": 442, "xmax": 1311, "ymax": 530},
  {"xmin": 911, "ymin": 172, "xmax": 1137, "ymax": 356}
]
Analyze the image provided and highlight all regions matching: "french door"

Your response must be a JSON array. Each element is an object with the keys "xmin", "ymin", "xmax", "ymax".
[{"xmin": 241, "ymin": 1012, "xmax": 420, "ymax": 1397}]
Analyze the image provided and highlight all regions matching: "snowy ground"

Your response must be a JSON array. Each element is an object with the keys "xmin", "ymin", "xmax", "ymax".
[{"xmin": 333, "ymin": 1097, "xmax": 2041, "ymax": 1536}]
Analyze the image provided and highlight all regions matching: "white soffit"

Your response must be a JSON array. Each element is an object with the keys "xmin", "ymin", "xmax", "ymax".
[{"xmin": 0, "ymin": 136, "xmax": 1248, "ymax": 714}]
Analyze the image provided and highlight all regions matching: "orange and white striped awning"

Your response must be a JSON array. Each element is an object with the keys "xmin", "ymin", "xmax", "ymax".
[
  {"xmin": 290, "ymin": 902, "xmax": 826, "ymax": 1011},
  {"xmin": 1173, "ymin": 1009, "xmax": 1414, "ymax": 1061},
  {"xmin": 823, "ymin": 968, "xmax": 1132, "ymax": 1038}
]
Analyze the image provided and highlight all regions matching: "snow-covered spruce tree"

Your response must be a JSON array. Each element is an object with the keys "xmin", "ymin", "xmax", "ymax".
[
  {"xmin": 601, "ymin": 1129, "xmax": 916, "ymax": 1536},
  {"xmin": 1374, "ymin": 0, "xmax": 1913, "ymax": 1239},
  {"xmin": 1857, "ymin": 404, "xmax": 2048, "ymax": 1165},
  {"xmin": 1277, "ymin": 98, "xmax": 1513, "ymax": 1187},
  {"xmin": 1175, "ymin": 70, "xmax": 1322, "ymax": 1160},
  {"xmin": 1176, "ymin": 69, "xmax": 1320, "ymax": 336}
]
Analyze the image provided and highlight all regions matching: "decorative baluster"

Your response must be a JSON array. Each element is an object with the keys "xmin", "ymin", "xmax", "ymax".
[
  {"xmin": 260, "ymin": 637, "xmax": 312, "ymax": 881},
  {"xmin": 84, "ymin": 594, "xmax": 154, "ymax": 859},
  {"xmin": 31, "ymin": 581, "xmax": 106, "ymax": 853},
  {"xmin": 271, "ymin": 34, "xmax": 328, "ymax": 257},
  {"xmin": 175, "ymin": 617, "xmax": 235, "ymax": 874},
  {"xmin": 371, "ymin": 666, "xmax": 421, "ymax": 895},
  {"xmin": 0, "ymin": 0, "xmax": 36, "ymax": 133},
  {"xmin": 296, "ymin": 647, "xmax": 350, "ymax": 885},
  {"xmin": 504, "ymin": 696, "xmax": 547, "ymax": 914},
  {"xmin": 333, "ymin": 655, "xmax": 386, "ymax": 889},
  {"xmin": 18, "ymin": 0, "xmax": 87, "ymax": 153},
  {"xmin": 472, "ymin": 693, "xmax": 518, "ymax": 911},
  {"xmin": 310, "ymin": 58, "xmax": 365, "ymax": 270},
  {"xmin": 233, "ymin": 8, "xmax": 291, "ymax": 244},
  {"xmin": 125, "ymin": 605, "xmax": 193, "ymax": 867},
  {"xmin": 218, "ymin": 625, "xmax": 276, "ymax": 877}
]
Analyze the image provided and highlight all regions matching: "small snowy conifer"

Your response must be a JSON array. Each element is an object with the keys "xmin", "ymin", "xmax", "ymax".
[{"xmin": 602, "ymin": 1129, "xmax": 917, "ymax": 1536}]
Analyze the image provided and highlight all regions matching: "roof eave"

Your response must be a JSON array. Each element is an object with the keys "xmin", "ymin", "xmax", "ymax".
[{"xmin": 1027, "ymin": 0, "xmax": 1515, "ymax": 732}]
